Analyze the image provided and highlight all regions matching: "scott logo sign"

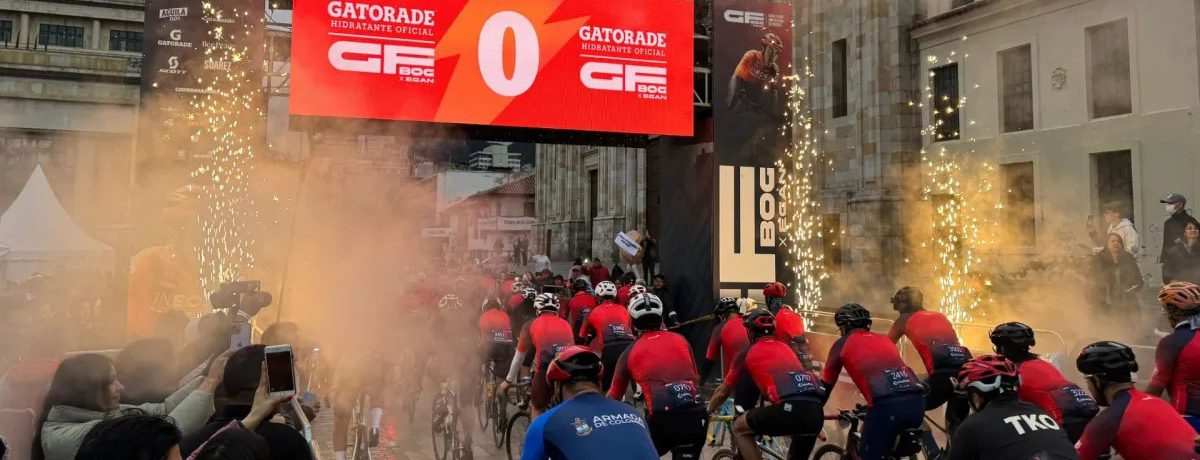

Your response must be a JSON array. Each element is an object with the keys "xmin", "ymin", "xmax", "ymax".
[
  {"xmin": 723, "ymin": 9, "xmax": 764, "ymax": 26},
  {"xmin": 718, "ymin": 165, "xmax": 777, "ymax": 285},
  {"xmin": 579, "ymin": 62, "xmax": 667, "ymax": 100}
]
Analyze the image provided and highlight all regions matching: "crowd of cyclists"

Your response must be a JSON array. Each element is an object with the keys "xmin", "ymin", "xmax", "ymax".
[{"xmin": 355, "ymin": 265, "xmax": 1200, "ymax": 460}]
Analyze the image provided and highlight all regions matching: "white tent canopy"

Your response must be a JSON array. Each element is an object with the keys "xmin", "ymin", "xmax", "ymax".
[{"xmin": 0, "ymin": 165, "xmax": 114, "ymax": 283}]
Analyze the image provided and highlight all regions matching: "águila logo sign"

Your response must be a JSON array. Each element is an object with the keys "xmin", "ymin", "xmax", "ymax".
[{"xmin": 290, "ymin": 0, "xmax": 693, "ymax": 136}]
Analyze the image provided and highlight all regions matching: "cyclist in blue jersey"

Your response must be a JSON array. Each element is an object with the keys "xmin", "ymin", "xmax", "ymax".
[{"xmin": 521, "ymin": 346, "xmax": 658, "ymax": 460}]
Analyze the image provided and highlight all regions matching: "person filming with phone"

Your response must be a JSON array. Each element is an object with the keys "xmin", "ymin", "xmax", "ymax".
[{"xmin": 179, "ymin": 345, "xmax": 312, "ymax": 460}]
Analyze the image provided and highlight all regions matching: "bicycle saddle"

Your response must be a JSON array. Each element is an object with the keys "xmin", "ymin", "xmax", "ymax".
[{"xmin": 890, "ymin": 428, "xmax": 924, "ymax": 457}]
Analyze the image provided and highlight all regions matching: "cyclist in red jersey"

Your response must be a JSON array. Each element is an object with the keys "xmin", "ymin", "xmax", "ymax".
[
  {"xmin": 563, "ymin": 278, "xmax": 598, "ymax": 340},
  {"xmin": 501, "ymin": 276, "xmax": 518, "ymax": 297},
  {"xmin": 701, "ymin": 297, "xmax": 756, "ymax": 409},
  {"xmin": 579, "ymin": 287, "xmax": 636, "ymax": 392},
  {"xmin": 763, "ymin": 282, "xmax": 816, "ymax": 370},
  {"xmin": 707, "ymin": 309, "xmax": 825, "ymax": 460},
  {"xmin": 616, "ymin": 273, "xmax": 636, "ymax": 305},
  {"xmin": 1074, "ymin": 341, "xmax": 1199, "ymax": 460},
  {"xmin": 885, "ymin": 286, "xmax": 973, "ymax": 441},
  {"xmin": 478, "ymin": 296, "xmax": 515, "ymax": 381},
  {"xmin": 1145, "ymin": 281, "xmax": 1200, "ymax": 431},
  {"xmin": 822, "ymin": 304, "xmax": 925, "ymax": 460},
  {"xmin": 989, "ymin": 322, "xmax": 1098, "ymax": 442},
  {"xmin": 428, "ymin": 294, "xmax": 480, "ymax": 458},
  {"xmin": 609, "ymin": 293, "xmax": 707, "ymax": 459},
  {"xmin": 501, "ymin": 293, "xmax": 574, "ymax": 417},
  {"xmin": 508, "ymin": 287, "xmax": 538, "ymax": 343}
]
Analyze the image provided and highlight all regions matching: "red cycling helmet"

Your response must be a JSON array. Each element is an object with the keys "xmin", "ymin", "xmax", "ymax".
[
  {"xmin": 546, "ymin": 346, "xmax": 604, "ymax": 385},
  {"xmin": 763, "ymin": 282, "xmax": 787, "ymax": 299},
  {"xmin": 956, "ymin": 354, "xmax": 1019, "ymax": 394},
  {"xmin": 1158, "ymin": 281, "xmax": 1200, "ymax": 311}
]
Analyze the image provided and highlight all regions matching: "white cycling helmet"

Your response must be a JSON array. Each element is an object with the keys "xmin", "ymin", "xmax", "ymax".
[
  {"xmin": 629, "ymin": 285, "xmax": 648, "ymax": 296},
  {"xmin": 522, "ymin": 287, "xmax": 538, "ymax": 300},
  {"xmin": 627, "ymin": 293, "xmax": 663, "ymax": 320},
  {"xmin": 510, "ymin": 281, "xmax": 525, "ymax": 294},
  {"xmin": 595, "ymin": 281, "xmax": 618, "ymax": 298},
  {"xmin": 535, "ymin": 293, "xmax": 560, "ymax": 313}
]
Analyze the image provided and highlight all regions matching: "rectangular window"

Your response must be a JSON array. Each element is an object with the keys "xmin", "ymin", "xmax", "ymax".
[
  {"xmin": 1091, "ymin": 150, "xmax": 1134, "ymax": 227},
  {"xmin": 109, "ymin": 30, "xmax": 143, "ymax": 52},
  {"xmin": 1001, "ymin": 162, "xmax": 1036, "ymax": 246},
  {"xmin": 932, "ymin": 64, "xmax": 960, "ymax": 141},
  {"xmin": 1086, "ymin": 19, "xmax": 1132, "ymax": 118},
  {"xmin": 999, "ymin": 44, "xmax": 1033, "ymax": 132},
  {"xmin": 38, "ymin": 24, "xmax": 85, "ymax": 48},
  {"xmin": 822, "ymin": 214, "xmax": 842, "ymax": 272},
  {"xmin": 0, "ymin": 20, "xmax": 12, "ymax": 43},
  {"xmin": 269, "ymin": 35, "xmax": 291, "ymax": 61},
  {"xmin": 832, "ymin": 39, "xmax": 848, "ymax": 118},
  {"xmin": 524, "ymin": 200, "xmax": 535, "ymax": 217},
  {"xmin": 588, "ymin": 169, "xmax": 599, "ymax": 220}
]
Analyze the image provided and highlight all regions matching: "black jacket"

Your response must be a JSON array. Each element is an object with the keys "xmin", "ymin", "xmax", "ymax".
[
  {"xmin": 1164, "ymin": 241, "xmax": 1200, "ymax": 284},
  {"xmin": 1092, "ymin": 250, "xmax": 1143, "ymax": 310},
  {"xmin": 949, "ymin": 398, "xmax": 1079, "ymax": 460},
  {"xmin": 180, "ymin": 404, "xmax": 313, "ymax": 460},
  {"xmin": 1161, "ymin": 212, "xmax": 1199, "ymax": 260}
]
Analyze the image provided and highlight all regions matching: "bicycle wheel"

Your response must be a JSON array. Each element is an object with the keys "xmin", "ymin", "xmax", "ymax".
[
  {"xmin": 477, "ymin": 374, "xmax": 491, "ymax": 431},
  {"xmin": 812, "ymin": 444, "xmax": 847, "ymax": 460},
  {"xmin": 710, "ymin": 447, "xmax": 739, "ymax": 460},
  {"xmin": 505, "ymin": 412, "xmax": 531, "ymax": 460},
  {"xmin": 432, "ymin": 401, "xmax": 450, "ymax": 460},
  {"xmin": 492, "ymin": 392, "xmax": 508, "ymax": 448}
]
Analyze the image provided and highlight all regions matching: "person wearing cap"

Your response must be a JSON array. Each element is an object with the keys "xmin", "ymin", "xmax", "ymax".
[
  {"xmin": 1161, "ymin": 194, "xmax": 1196, "ymax": 269},
  {"xmin": 520, "ymin": 346, "xmax": 658, "ymax": 460},
  {"xmin": 1088, "ymin": 201, "xmax": 1139, "ymax": 257}
]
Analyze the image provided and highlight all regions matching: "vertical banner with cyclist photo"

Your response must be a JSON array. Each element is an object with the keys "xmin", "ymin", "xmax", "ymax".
[{"xmin": 712, "ymin": 0, "xmax": 793, "ymax": 298}]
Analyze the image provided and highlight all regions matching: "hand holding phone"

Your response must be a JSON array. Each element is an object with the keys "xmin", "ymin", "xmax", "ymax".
[
  {"xmin": 264, "ymin": 344, "xmax": 298, "ymax": 399},
  {"xmin": 230, "ymin": 322, "xmax": 252, "ymax": 351}
]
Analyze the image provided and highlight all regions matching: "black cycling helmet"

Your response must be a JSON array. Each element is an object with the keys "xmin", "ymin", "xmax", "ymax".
[
  {"xmin": 989, "ymin": 322, "xmax": 1035, "ymax": 350},
  {"xmin": 834, "ymin": 303, "xmax": 872, "ymax": 330},
  {"xmin": 743, "ymin": 309, "xmax": 776, "ymax": 339},
  {"xmin": 571, "ymin": 278, "xmax": 590, "ymax": 293},
  {"xmin": 890, "ymin": 286, "xmax": 924, "ymax": 312},
  {"xmin": 715, "ymin": 297, "xmax": 739, "ymax": 316},
  {"xmin": 1076, "ymin": 341, "xmax": 1138, "ymax": 382}
]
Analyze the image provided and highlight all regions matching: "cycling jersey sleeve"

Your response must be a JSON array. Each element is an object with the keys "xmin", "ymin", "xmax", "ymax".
[
  {"xmin": 821, "ymin": 337, "xmax": 847, "ymax": 387},
  {"xmin": 520, "ymin": 411, "xmax": 550, "ymax": 460},
  {"xmin": 1074, "ymin": 406, "xmax": 1120, "ymax": 460},
  {"xmin": 723, "ymin": 348, "xmax": 750, "ymax": 386},
  {"xmin": 517, "ymin": 322, "xmax": 533, "ymax": 353},
  {"xmin": 1150, "ymin": 332, "xmax": 1185, "ymax": 388},
  {"xmin": 607, "ymin": 346, "xmax": 633, "ymax": 400},
  {"xmin": 706, "ymin": 323, "xmax": 723, "ymax": 361},
  {"xmin": 886, "ymin": 313, "xmax": 909, "ymax": 343},
  {"xmin": 579, "ymin": 314, "xmax": 595, "ymax": 341}
]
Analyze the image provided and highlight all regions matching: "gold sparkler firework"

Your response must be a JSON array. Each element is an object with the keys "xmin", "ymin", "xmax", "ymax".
[
  {"xmin": 919, "ymin": 49, "xmax": 999, "ymax": 324},
  {"xmin": 776, "ymin": 69, "xmax": 828, "ymax": 316},
  {"xmin": 189, "ymin": 2, "xmax": 260, "ymax": 296}
]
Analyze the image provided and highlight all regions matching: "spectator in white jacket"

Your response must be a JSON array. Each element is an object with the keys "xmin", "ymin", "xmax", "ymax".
[{"xmin": 1090, "ymin": 201, "xmax": 1140, "ymax": 257}]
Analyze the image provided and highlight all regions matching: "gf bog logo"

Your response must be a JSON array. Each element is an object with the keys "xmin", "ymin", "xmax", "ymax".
[{"xmin": 718, "ymin": 165, "xmax": 777, "ymax": 285}]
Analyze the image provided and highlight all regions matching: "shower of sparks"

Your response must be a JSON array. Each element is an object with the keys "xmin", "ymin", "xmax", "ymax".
[
  {"xmin": 919, "ymin": 50, "xmax": 1000, "ymax": 324},
  {"xmin": 776, "ymin": 66, "xmax": 828, "ymax": 318},
  {"xmin": 190, "ymin": 2, "xmax": 260, "ymax": 296}
]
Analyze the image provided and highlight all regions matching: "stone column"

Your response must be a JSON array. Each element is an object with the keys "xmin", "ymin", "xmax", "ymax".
[
  {"xmin": 92, "ymin": 20, "xmax": 101, "ymax": 49},
  {"xmin": 19, "ymin": 14, "xmax": 29, "ymax": 45}
]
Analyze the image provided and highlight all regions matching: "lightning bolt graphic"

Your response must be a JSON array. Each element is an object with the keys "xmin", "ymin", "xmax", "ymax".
[{"xmin": 435, "ymin": 0, "xmax": 589, "ymax": 124}]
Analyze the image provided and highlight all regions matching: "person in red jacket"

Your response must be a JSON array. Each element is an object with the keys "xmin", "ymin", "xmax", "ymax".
[
  {"xmin": 501, "ymin": 293, "xmax": 574, "ymax": 417},
  {"xmin": 701, "ymin": 297, "xmax": 755, "ymax": 410},
  {"xmin": 990, "ymin": 322, "xmax": 1098, "ymax": 442},
  {"xmin": 616, "ymin": 273, "xmax": 636, "ymax": 306},
  {"xmin": 609, "ymin": 293, "xmax": 707, "ymax": 459},
  {"xmin": 478, "ymin": 297, "xmax": 515, "ymax": 381},
  {"xmin": 579, "ymin": 290, "xmax": 636, "ymax": 392},
  {"xmin": 1074, "ymin": 341, "xmax": 1199, "ymax": 460},
  {"xmin": 585, "ymin": 258, "xmax": 611, "ymax": 286},
  {"xmin": 763, "ymin": 282, "xmax": 815, "ymax": 370},
  {"xmin": 562, "ymin": 279, "xmax": 597, "ymax": 340},
  {"xmin": 885, "ymin": 286, "xmax": 972, "ymax": 444}
]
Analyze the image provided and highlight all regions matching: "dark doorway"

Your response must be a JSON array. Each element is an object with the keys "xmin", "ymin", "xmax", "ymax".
[
  {"xmin": 587, "ymin": 169, "xmax": 599, "ymax": 256},
  {"xmin": 1091, "ymin": 150, "xmax": 1134, "ymax": 225}
]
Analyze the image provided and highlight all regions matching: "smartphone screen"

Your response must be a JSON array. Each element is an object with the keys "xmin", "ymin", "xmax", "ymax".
[{"xmin": 265, "ymin": 348, "xmax": 296, "ymax": 394}]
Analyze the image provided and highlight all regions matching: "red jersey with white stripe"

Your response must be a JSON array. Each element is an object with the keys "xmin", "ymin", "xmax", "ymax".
[
  {"xmin": 607, "ymin": 330, "xmax": 701, "ymax": 415},
  {"xmin": 706, "ymin": 315, "xmax": 749, "ymax": 374}
]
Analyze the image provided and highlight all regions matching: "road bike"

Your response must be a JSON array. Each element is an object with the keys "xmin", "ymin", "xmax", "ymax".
[
  {"xmin": 347, "ymin": 392, "xmax": 373, "ymax": 460},
  {"xmin": 812, "ymin": 405, "xmax": 926, "ymax": 460},
  {"xmin": 504, "ymin": 382, "xmax": 533, "ymax": 460},
  {"xmin": 431, "ymin": 381, "xmax": 469, "ymax": 460},
  {"xmin": 706, "ymin": 399, "xmax": 794, "ymax": 460}
]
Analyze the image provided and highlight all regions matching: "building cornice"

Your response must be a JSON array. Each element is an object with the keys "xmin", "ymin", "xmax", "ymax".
[{"xmin": 912, "ymin": 0, "xmax": 1094, "ymax": 47}]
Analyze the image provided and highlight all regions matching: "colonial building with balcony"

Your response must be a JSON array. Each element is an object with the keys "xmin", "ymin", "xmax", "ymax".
[{"xmin": 442, "ymin": 174, "xmax": 536, "ymax": 263}]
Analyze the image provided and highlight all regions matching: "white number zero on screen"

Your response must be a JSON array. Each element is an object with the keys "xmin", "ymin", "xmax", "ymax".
[{"xmin": 478, "ymin": 11, "xmax": 539, "ymax": 97}]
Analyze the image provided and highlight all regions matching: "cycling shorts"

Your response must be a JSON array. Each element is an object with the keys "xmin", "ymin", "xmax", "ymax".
[
  {"xmin": 745, "ymin": 399, "xmax": 823, "ymax": 437},
  {"xmin": 482, "ymin": 341, "xmax": 515, "ymax": 379},
  {"xmin": 860, "ymin": 393, "xmax": 925, "ymax": 460},
  {"xmin": 599, "ymin": 340, "xmax": 632, "ymax": 393},
  {"xmin": 647, "ymin": 404, "xmax": 707, "ymax": 459}
]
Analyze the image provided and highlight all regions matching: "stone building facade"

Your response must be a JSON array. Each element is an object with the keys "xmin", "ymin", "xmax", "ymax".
[
  {"xmin": 532, "ymin": 144, "xmax": 646, "ymax": 263},
  {"xmin": 796, "ymin": 0, "xmax": 924, "ymax": 290}
]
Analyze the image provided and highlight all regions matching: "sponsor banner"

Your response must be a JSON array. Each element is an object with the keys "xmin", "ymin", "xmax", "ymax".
[
  {"xmin": 290, "ymin": 0, "xmax": 693, "ymax": 136},
  {"xmin": 478, "ymin": 217, "xmax": 536, "ymax": 231},
  {"xmin": 615, "ymin": 232, "xmax": 641, "ymax": 257},
  {"xmin": 713, "ymin": 0, "xmax": 791, "ymax": 295},
  {"xmin": 421, "ymin": 227, "xmax": 453, "ymax": 238}
]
